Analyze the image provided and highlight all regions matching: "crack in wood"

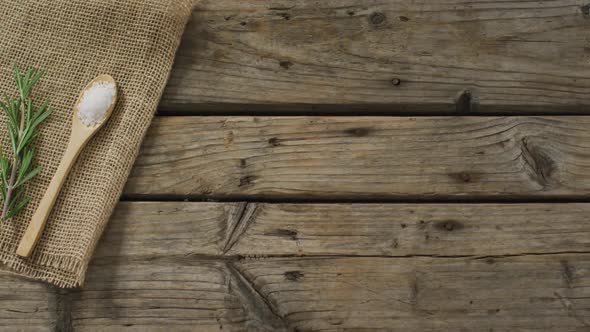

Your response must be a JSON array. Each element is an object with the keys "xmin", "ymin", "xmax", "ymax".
[
  {"xmin": 52, "ymin": 287, "xmax": 74, "ymax": 332},
  {"xmin": 223, "ymin": 202, "xmax": 259, "ymax": 254},
  {"xmin": 554, "ymin": 291, "xmax": 590, "ymax": 327},
  {"xmin": 227, "ymin": 262, "xmax": 288, "ymax": 331},
  {"xmin": 561, "ymin": 260, "xmax": 575, "ymax": 288},
  {"xmin": 223, "ymin": 202, "xmax": 247, "ymax": 253},
  {"xmin": 233, "ymin": 251, "xmax": 590, "ymax": 261},
  {"xmin": 520, "ymin": 137, "xmax": 556, "ymax": 188},
  {"xmin": 117, "ymin": 251, "xmax": 590, "ymax": 264},
  {"xmin": 471, "ymin": 251, "xmax": 590, "ymax": 261}
]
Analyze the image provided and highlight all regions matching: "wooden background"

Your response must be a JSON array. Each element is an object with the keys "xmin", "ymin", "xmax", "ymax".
[{"xmin": 4, "ymin": 1, "xmax": 590, "ymax": 331}]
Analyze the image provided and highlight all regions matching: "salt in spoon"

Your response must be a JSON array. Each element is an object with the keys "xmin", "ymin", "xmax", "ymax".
[{"xmin": 17, "ymin": 75, "xmax": 117, "ymax": 257}]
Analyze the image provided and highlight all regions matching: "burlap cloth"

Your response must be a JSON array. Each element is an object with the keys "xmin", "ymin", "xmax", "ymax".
[{"xmin": 0, "ymin": 0, "xmax": 194, "ymax": 287}]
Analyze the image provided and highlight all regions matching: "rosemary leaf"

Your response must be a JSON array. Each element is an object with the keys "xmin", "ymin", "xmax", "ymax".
[{"xmin": 0, "ymin": 65, "xmax": 53, "ymax": 220}]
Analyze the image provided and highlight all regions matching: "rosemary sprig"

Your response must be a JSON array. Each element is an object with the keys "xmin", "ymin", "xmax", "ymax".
[{"xmin": 0, "ymin": 65, "xmax": 53, "ymax": 220}]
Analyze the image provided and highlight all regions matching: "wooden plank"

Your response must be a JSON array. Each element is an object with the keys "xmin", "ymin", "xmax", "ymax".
[
  {"xmin": 161, "ymin": 0, "xmax": 590, "ymax": 113},
  {"xmin": 125, "ymin": 116, "xmax": 590, "ymax": 198},
  {"xmin": 76, "ymin": 206, "xmax": 287, "ymax": 332},
  {"xmin": 234, "ymin": 255, "xmax": 590, "ymax": 331},
  {"xmin": 98, "ymin": 202, "xmax": 590, "ymax": 258},
  {"xmin": 93, "ymin": 202, "xmax": 236, "ymax": 258},
  {"xmin": 73, "ymin": 202, "xmax": 282, "ymax": 331},
  {"xmin": 71, "ymin": 257, "xmax": 253, "ymax": 331},
  {"xmin": 227, "ymin": 203, "xmax": 590, "ymax": 257},
  {"xmin": 0, "ymin": 271, "xmax": 58, "ymax": 331},
  {"xmin": 77, "ymin": 203, "xmax": 590, "ymax": 330}
]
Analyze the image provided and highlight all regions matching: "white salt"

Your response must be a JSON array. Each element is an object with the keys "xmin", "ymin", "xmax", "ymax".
[{"xmin": 77, "ymin": 81, "xmax": 116, "ymax": 127}]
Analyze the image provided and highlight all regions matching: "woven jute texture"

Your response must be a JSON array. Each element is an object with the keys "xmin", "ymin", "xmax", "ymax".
[{"xmin": 0, "ymin": 0, "xmax": 194, "ymax": 287}]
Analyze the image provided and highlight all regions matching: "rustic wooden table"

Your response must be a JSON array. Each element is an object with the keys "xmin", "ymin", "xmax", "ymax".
[{"xmin": 3, "ymin": 1, "xmax": 590, "ymax": 331}]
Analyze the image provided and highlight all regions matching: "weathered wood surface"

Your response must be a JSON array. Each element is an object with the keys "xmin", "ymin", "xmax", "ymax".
[
  {"xmin": 4, "ymin": 202, "xmax": 590, "ymax": 330},
  {"xmin": 73, "ymin": 254, "xmax": 590, "ymax": 331},
  {"xmin": 4, "ymin": 1, "xmax": 590, "ymax": 329},
  {"xmin": 126, "ymin": 116, "xmax": 590, "ymax": 198},
  {"xmin": 97, "ymin": 202, "xmax": 590, "ymax": 258},
  {"xmin": 38, "ymin": 202, "xmax": 590, "ymax": 330},
  {"xmin": 0, "ymin": 271, "xmax": 57, "ymax": 331},
  {"xmin": 235, "ymin": 255, "xmax": 590, "ymax": 331},
  {"xmin": 71, "ymin": 258, "xmax": 253, "ymax": 332},
  {"xmin": 161, "ymin": 0, "xmax": 590, "ymax": 113}
]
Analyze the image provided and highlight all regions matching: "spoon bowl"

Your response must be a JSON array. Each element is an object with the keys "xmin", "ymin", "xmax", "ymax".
[{"xmin": 72, "ymin": 74, "xmax": 117, "ymax": 133}]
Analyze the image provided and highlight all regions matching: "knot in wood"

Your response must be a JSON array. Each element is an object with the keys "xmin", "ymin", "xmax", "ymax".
[{"xmin": 369, "ymin": 12, "xmax": 386, "ymax": 25}]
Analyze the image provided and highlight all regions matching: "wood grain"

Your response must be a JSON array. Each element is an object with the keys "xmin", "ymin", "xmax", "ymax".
[
  {"xmin": 96, "ymin": 202, "xmax": 590, "ymax": 258},
  {"xmin": 227, "ymin": 203, "xmax": 590, "ymax": 257},
  {"xmin": 69, "ymin": 253, "xmax": 590, "ymax": 331},
  {"xmin": 0, "ymin": 271, "xmax": 57, "ymax": 331},
  {"xmin": 161, "ymin": 0, "xmax": 590, "ymax": 113},
  {"xmin": 77, "ymin": 203, "xmax": 590, "ymax": 331},
  {"xmin": 235, "ymin": 255, "xmax": 590, "ymax": 331},
  {"xmin": 93, "ymin": 202, "xmax": 232, "ymax": 258},
  {"xmin": 126, "ymin": 116, "xmax": 590, "ymax": 198},
  {"xmin": 4, "ymin": 202, "xmax": 590, "ymax": 330},
  {"xmin": 71, "ymin": 258, "xmax": 252, "ymax": 331}
]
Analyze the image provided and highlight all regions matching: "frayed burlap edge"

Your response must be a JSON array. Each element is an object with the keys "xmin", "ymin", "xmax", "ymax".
[{"xmin": 0, "ymin": 251, "xmax": 79, "ymax": 287}]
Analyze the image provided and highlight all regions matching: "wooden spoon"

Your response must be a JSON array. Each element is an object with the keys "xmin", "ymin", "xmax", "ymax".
[{"xmin": 16, "ymin": 75, "xmax": 117, "ymax": 257}]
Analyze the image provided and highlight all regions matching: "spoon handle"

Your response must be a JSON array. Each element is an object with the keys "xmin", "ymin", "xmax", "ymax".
[{"xmin": 16, "ymin": 134, "xmax": 87, "ymax": 257}]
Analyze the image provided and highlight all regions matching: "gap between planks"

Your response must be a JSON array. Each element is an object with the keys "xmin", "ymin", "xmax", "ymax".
[{"xmin": 121, "ymin": 194, "xmax": 590, "ymax": 204}]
